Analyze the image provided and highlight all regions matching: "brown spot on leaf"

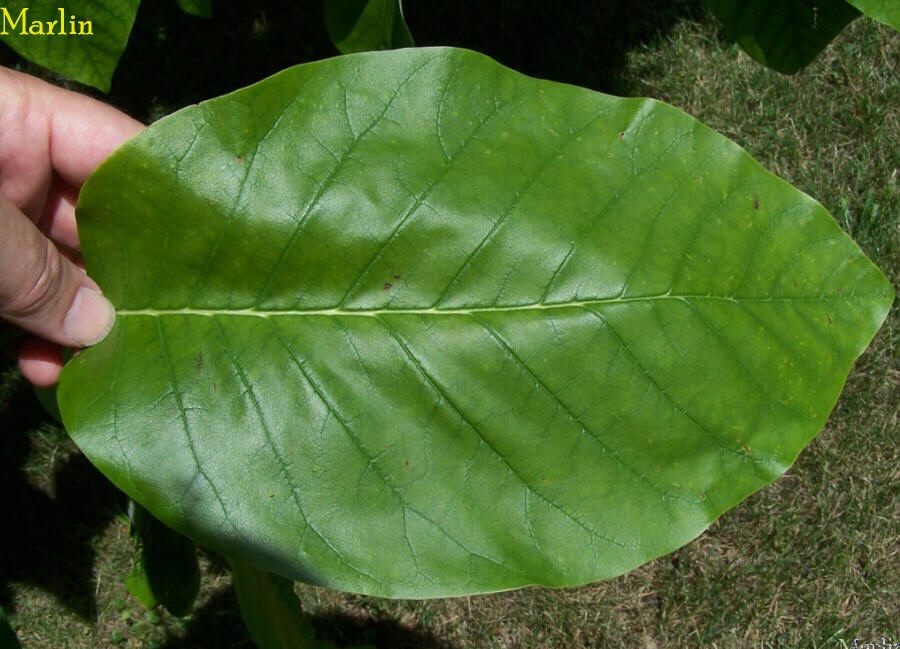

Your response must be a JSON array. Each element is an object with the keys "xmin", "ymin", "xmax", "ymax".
[
  {"xmin": 194, "ymin": 352, "xmax": 203, "ymax": 370},
  {"xmin": 753, "ymin": 196, "xmax": 760, "ymax": 210},
  {"xmin": 383, "ymin": 282, "xmax": 393, "ymax": 290}
]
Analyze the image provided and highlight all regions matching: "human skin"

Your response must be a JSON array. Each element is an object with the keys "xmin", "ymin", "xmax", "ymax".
[{"xmin": 0, "ymin": 66, "xmax": 143, "ymax": 386}]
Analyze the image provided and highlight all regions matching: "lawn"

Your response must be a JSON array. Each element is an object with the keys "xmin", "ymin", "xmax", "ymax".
[{"xmin": 1, "ymin": 2, "xmax": 897, "ymax": 648}]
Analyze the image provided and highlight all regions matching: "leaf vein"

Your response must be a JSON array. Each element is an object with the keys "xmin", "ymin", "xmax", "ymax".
[
  {"xmin": 154, "ymin": 318, "xmax": 238, "ymax": 534},
  {"xmin": 377, "ymin": 315, "xmax": 637, "ymax": 553}
]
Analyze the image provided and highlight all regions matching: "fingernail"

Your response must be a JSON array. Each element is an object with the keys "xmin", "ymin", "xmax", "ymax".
[{"xmin": 64, "ymin": 287, "xmax": 116, "ymax": 346}]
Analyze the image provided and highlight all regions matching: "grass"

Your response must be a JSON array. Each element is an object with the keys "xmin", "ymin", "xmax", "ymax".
[{"xmin": 1, "ymin": 3, "xmax": 897, "ymax": 648}]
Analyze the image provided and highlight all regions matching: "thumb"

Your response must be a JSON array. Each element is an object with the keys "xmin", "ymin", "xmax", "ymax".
[{"xmin": 0, "ymin": 196, "xmax": 114, "ymax": 347}]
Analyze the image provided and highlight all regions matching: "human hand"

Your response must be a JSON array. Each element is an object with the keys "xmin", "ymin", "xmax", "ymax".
[{"xmin": 0, "ymin": 67, "xmax": 143, "ymax": 386}]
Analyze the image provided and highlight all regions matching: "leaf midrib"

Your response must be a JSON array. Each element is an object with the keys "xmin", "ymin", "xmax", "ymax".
[{"xmin": 114, "ymin": 292, "xmax": 871, "ymax": 318}]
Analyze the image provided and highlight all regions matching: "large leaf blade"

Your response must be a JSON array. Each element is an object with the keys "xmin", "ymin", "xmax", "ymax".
[
  {"xmin": 845, "ymin": 0, "xmax": 900, "ymax": 30},
  {"xmin": 0, "ymin": 0, "xmax": 141, "ymax": 91},
  {"xmin": 60, "ymin": 48, "xmax": 893, "ymax": 598}
]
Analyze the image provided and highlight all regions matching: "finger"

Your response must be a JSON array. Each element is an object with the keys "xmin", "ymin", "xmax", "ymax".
[
  {"xmin": 17, "ymin": 337, "xmax": 63, "ymax": 387},
  {"xmin": 0, "ymin": 67, "xmax": 144, "ymax": 188},
  {"xmin": 43, "ymin": 87, "xmax": 144, "ymax": 187},
  {"xmin": 0, "ymin": 195, "xmax": 114, "ymax": 348},
  {"xmin": 37, "ymin": 177, "xmax": 80, "ymax": 250},
  {"xmin": 59, "ymin": 247, "xmax": 85, "ymax": 270},
  {"xmin": 0, "ymin": 67, "xmax": 53, "ymax": 217}
]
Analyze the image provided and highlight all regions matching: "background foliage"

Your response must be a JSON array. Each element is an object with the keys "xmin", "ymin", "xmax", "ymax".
[
  {"xmin": 0, "ymin": 0, "xmax": 141, "ymax": 91},
  {"xmin": 0, "ymin": 1, "xmax": 897, "ymax": 647}
]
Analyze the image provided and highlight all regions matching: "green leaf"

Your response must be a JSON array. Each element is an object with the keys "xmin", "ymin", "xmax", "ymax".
[
  {"xmin": 845, "ymin": 0, "xmax": 900, "ymax": 30},
  {"xmin": 125, "ymin": 502, "xmax": 200, "ymax": 616},
  {"xmin": 705, "ymin": 0, "xmax": 860, "ymax": 73},
  {"xmin": 325, "ymin": 0, "xmax": 413, "ymax": 54},
  {"xmin": 59, "ymin": 48, "xmax": 893, "ymax": 598},
  {"xmin": 229, "ymin": 559, "xmax": 325, "ymax": 649},
  {"xmin": 0, "ymin": 607, "xmax": 20, "ymax": 649},
  {"xmin": 0, "ymin": 1, "xmax": 141, "ymax": 92},
  {"xmin": 33, "ymin": 384, "xmax": 62, "ymax": 423},
  {"xmin": 176, "ymin": 0, "xmax": 212, "ymax": 19},
  {"xmin": 231, "ymin": 560, "xmax": 376, "ymax": 649}
]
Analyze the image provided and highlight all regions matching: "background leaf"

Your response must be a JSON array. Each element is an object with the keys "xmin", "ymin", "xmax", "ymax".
[
  {"xmin": 845, "ymin": 0, "xmax": 900, "ymax": 30},
  {"xmin": 124, "ymin": 502, "xmax": 200, "ymax": 617},
  {"xmin": 0, "ymin": 0, "xmax": 141, "ymax": 91},
  {"xmin": 32, "ymin": 385, "xmax": 62, "ymax": 424},
  {"xmin": 60, "ymin": 47, "xmax": 893, "ymax": 598},
  {"xmin": 325, "ymin": 0, "xmax": 413, "ymax": 53},
  {"xmin": 705, "ymin": 0, "xmax": 861, "ymax": 73},
  {"xmin": 175, "ymin": 0, "xmax": 212, "ymax": 19},
  {"xmin": 230, "ymin": 559, "xmax": 329, "ymax": 649},
  {"xmin": 0, "ymin": 607, "xmax": 20, "ymax": 649}
]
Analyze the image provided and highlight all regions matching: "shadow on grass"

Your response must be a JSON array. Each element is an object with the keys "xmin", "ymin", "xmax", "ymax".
[
  {"xmin": 310, "ymin": 609, "xmax": 460, "ymax": 649},
  {"xmin": 156, "ymin": 586, "xmax": 459, "ymax": 649},
  {"xmin": 101, "ymin": 0, "xmax": 705, "ymax": 122},
  {"xmin": 407, "ymin": 0, "xmax": 706, "ymax": 94},
  {"xmin": 0, "ymin": 365, "xmax": 125, "ymax": 620}
]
